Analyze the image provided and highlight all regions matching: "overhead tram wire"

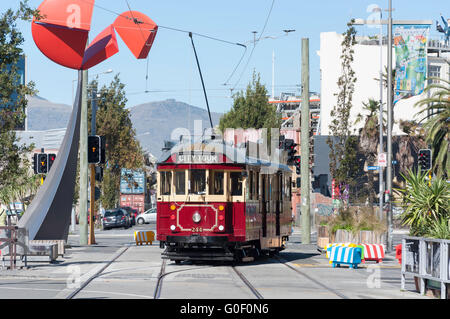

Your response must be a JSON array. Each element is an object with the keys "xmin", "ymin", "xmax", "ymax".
[
  {"xmin": 229, "ymin": 0, "xmax": 276, "ymax": 92},
  {"xmin": 80, "ymin": 0, "xmax": 248, "ymax": 95},
  {"xmin": 125, "ymin": 0, "xmax": 151, "ymax": 92}
]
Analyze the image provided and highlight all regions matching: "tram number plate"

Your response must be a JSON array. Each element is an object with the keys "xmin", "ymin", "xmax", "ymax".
[{"xmin": 191, "ymin": 227, "xmax": 203, "ymax": 233}]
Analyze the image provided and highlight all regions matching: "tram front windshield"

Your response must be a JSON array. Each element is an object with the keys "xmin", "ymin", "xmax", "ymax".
[{"xmin": 189, "ymin": 169, "xmax": 206, "ymax": 195}]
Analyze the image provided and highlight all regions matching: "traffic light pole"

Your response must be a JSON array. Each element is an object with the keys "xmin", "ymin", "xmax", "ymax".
[
  {"xmin": 300, "ymin": 38, "xmax": 311, "ymax": 244},
  {"xmin": 88, "ymin": 86, "xmax": 98, "ymax": 245}
]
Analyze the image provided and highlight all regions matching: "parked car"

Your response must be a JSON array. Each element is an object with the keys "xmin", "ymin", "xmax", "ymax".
[
  {"xmin": 120, "ymin": 206, "xmax": 138, "ymax": 226},
  {"xmin": 136, "ymin": 208, "xmax": 156, "ymax": 225},
  {"xmin": 102, "ymin": 209, "xmax": 131, "ymax": 230}
]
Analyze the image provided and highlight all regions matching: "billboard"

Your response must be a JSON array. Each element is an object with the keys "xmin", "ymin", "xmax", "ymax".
[
  {"xmin": 393, "ymin": 25, "xmax": 430, "ymax": 104},
  {"xmin": 0, "ymin": 55, "xmax": 26, "ymax": 130},
  {"xmin": 120, "ymin": 169, "xmax": 146, "ymax": 194}
]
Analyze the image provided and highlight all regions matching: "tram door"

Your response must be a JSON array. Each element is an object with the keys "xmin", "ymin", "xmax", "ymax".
[{"xmin": 261, "ymin": 175, "xmax": 267, "ymax": 237}]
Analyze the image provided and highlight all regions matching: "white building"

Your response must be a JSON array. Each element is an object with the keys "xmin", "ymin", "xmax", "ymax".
[{"xmin": 317, "ymin": 31, "xmax": 450, "ymax": 136}]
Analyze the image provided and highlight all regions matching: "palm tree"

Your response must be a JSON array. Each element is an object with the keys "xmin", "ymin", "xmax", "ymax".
[
  {"xmin": 355, "ymin": 99, "xmax": 383, "ymax": 211},
  {"xmin": 415, "ymin": 67, "xmax": 450, "ymax": 179}
]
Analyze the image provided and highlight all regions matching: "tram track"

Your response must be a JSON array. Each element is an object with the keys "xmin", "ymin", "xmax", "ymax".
[
  {"xmin": 152, "ymin": 259, "xmax": 265, "ymax": 299},
  {"xmin": 231, "ymin": 265, "xmax": 264, "ymax": 299},
  {"xmin": 66, "ymin": 246, "xmax": 130, "ymax": 299},
  {"xmin": 64, "ymin": 245, "xmax": 347, "ymax": 300},
  {"xmin": 273, "ymin": 255, "xmax": 350, "ymax": 299}
]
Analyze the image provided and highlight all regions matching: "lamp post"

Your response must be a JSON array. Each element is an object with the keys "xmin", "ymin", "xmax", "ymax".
[{"xmin": 386, "ymin": 0, "xmax": 393, "ymax": 253}]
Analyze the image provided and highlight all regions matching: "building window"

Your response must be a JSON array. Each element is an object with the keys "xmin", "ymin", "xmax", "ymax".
[{"xmin": 428, "ymin": 65, "xmax": 441, "ymax": 84}]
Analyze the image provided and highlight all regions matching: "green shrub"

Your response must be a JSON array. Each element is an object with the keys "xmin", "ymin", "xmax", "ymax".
[{"xmin": 395, "ymin": 169, "xmax": 449, "ymax": 238}]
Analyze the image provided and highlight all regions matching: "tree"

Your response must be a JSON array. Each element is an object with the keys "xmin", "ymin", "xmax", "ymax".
[
  {"xmin": 0, "ymin": 2, "xmax": 40, "ymax": 204},
  {"xmin": 90, "ymin": 75, "xmax": 144, "ymax": 209},
  {"xmin": 414, "ymin": 66, "xmax": 450, "ymax": 179},
  {"xmin": 326, "ymin": 20, "xmax": 359, "ymax": 206},
  {"xmin": 219, "ymin": 71, "xmax": 281, "ymax": 133},
  {"xmin": 355, "ymin": 99, "xmax": 383, "ymax": 210}
]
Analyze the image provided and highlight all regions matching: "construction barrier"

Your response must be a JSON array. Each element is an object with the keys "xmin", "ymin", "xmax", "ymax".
[
  {"xmin": 360, "ymin": 243, "xmax": 385, "ymax": 263},
  {"xmin": 325, "ymin": 243, "xmax": 357, "ymax": 259},
  {"xmin": 134, "ymin": 231, "xmax": 154, "ymax": 245},
  {"xmin": 328, "ymin": 246, "xmax": 362, "ymax": 269}
]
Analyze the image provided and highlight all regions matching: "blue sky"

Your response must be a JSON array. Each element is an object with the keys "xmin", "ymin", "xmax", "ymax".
[{"xmin": 3, "ymin": 0, "xmax": 449, "ymax": 114}]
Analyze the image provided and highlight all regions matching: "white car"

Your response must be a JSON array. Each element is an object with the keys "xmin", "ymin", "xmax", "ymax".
[{"xmin": 136, "ymin": 208, "xmax": 157, "ymax": 225}]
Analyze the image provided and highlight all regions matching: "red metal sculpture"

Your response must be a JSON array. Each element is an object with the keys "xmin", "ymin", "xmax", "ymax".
[{"xmin": 32, "ymin": 0, "xmax": 157, "ymax": 70}]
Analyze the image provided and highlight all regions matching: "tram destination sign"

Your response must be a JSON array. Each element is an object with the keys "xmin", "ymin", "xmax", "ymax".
[{"xmin": 176, "ymin": 153, "xmax": 220, "ymax": 164}]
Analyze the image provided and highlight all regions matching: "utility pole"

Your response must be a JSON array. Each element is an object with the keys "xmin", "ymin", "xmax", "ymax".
[
  {"xmin": 79, "ymin": 68, "xmax": 89, "ymax": 246},
  {"xmin": 386, "ymin": 0, "xmax": 393, "ymax": 252},
  {"xmin": 300, "ymin": 38, "xmax": 311, "ymax": 244},
  {"xmin": 88, "ymin": 85, "xmax": 97, "ymax": 245}
]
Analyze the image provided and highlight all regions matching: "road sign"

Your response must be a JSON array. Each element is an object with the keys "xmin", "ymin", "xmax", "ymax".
[
  {"xmin": 378, "ymin": 153, "xmax": 387, "ymax": 167},
  {"xmin": 368, "ymin": 166, "xmax": 379, "ymax": 171}
]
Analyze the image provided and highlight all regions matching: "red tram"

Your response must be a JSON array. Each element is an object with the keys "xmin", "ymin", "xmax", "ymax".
[{"xmin": 156, "ymin": 138, "xmax": 293, "ymax": 262}]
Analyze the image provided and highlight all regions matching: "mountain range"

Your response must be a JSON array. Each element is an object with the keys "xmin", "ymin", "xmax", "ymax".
[{"xmin": 26, "ymin": 96, "xmax": 223, "ymax": 158}]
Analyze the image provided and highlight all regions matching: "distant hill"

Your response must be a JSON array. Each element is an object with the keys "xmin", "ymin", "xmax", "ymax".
[
  {"xmin": 26, "ymin": 96, "xmax": 222, "ymax": 157},
  {"xmin": 27, "ymin": 95, "xmax": 72, "ymax": 130},
  {"xmin": 130, "ymin": 99, "xmax": 222, "ymax": 158}
]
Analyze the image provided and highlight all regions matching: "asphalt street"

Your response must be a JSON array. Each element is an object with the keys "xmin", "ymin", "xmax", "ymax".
[{"xmin": 0, "ymin": 224, "xmax": 431, "ymax": 300}]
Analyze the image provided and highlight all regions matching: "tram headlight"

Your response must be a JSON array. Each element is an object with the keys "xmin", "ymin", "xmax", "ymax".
[
  {"xmin": 170, "ymin": 225, "xmax": 176, "ymax": 231},
  {"xmin": 192, "ymin": 212, "xmax": 201, "ymax": 223},
  {"xmin": 218, "ymin": 225, "xmax": 224, "ymax": 231}
]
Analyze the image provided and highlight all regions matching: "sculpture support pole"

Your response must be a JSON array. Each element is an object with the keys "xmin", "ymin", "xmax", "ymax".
[
  {"xmin": 18, "ymin": 71, "xmax": 83, "ymax": 240},
  {"xmin": 79, "ymin": 68, "xmax": 89, "ymax": 245}
]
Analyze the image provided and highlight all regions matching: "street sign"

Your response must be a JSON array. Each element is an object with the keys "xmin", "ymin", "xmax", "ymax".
[
  {"xmin": 378, "ymin": 153, "xmax": 387, "ymax": 167},
  {"xmin": 368, "ymin": 166, "xmax": 379, "ymax": 171}
]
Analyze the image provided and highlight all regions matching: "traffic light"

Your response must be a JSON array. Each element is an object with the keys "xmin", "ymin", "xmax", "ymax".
[
  {"xmin": 37, "ymin": 153, "xmax": 48, "ymax": 174},
  {"xmin": 100, "ymin": 136, "xmax": 106, "ymax": 164},
  {"xmin": 88, "ymin": 135, "xmax": 101, "ymax": 164},
  {"xmin": 418, "ymin": 149, "xmax": 432, "ymax": 171},
  {"xmin": 48, "ymin": 153, "xmax": 56, "ymax": 171},
  {"xmin": 293, "ymin": 156, "xmax": 301, "ymax": 174},
  {"xmin": 284, "ymin": 139, "xmax": 298, "ymax": 164},
  {"xmin": 95, "ymin": 166, "xmax": 103, "ymax": 181},
  {"xmin": 33, "ymin": 153, "xmax": 38, "ymax": 174}
]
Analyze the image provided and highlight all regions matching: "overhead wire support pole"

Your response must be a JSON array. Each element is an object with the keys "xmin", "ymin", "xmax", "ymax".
[
  {"xmin": 300, "ymin": 38, "xmax": 311, "ymax": 244},
  {"xmin": 189, "ymin": 32, "xmax": 214, "ymax": 130}
]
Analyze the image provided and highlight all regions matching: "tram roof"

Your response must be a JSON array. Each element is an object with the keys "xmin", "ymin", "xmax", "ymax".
[{"xmin": 156, "ymin": 139, "xmax": 292, "ymax": 172}]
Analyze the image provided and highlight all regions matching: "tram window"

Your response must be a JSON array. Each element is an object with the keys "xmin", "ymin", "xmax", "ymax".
[
  {"xmin": 230, "ymin": 172, "xmax": 243, "ymax": 196},
  {"xmin": 209, "ymin": 170, "xmax": 224, "ymax": 195},
  {"xmin": 160, "ymin": 171, "xmax": 172, "ymax": 195},
  {"xmin": 175, "ymin": 171, "xmax": 186, "ymax": 195},
  {"xmin": 189, "ymin": 169, "xmax": 206, "ymax": 195}
]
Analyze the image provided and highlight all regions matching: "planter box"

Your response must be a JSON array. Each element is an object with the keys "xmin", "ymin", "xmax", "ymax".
[
  {"xmin": 317, "ymin": 237, "xmax": 329, "ymax": 248},
  {"xmin": 333, "ymin": 229, "xmax": 386, "ymax": 244}
]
